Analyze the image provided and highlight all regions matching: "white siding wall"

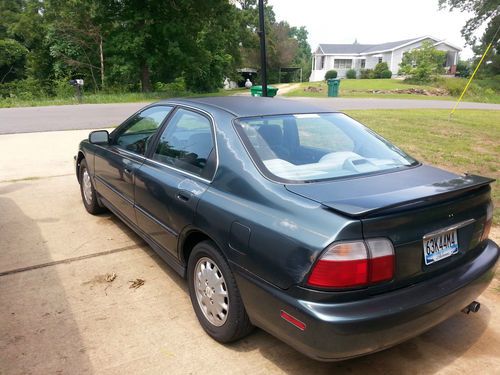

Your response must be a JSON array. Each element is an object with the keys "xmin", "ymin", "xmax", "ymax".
[{"xmin": 309, "ymin": 38, "xmax": 459, "ymax": 81}]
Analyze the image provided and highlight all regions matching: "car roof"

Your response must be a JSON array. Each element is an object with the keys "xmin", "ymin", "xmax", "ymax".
[{"xmin": 157, "ymin": 96, "xmax": 334, "ymax": 117}]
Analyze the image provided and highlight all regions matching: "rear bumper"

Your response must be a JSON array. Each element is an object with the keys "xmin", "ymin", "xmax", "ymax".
[{"xmin": 234, "ymin": 239, "xmax": 499, "ymax": 361}]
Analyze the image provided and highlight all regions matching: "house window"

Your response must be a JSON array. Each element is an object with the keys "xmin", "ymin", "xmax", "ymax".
[
  {"xmin": 378, "ymin": 57, "xmax": 383, "ymax": 64},
  {"xmin": 360, "ymin": 59, "xmax": 366, "ymax": 69},
  {"xmin": 333, "ymin": 59, "xmax": 352, "ymax": 69}
]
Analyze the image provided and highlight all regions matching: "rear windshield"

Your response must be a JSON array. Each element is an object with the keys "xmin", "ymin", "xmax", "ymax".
[{"xmin": 234, "ymin": 113, "xmax": 417, "ymax": 183}]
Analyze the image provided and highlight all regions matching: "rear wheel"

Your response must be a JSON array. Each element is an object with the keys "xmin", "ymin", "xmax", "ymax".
[
  {"xmin": 187, "ymin": 240, "xmax": 254, "ymax": 343},
  {"xmin": 79, "ymin": 159, "xmax": 105, "ymax": 215}
]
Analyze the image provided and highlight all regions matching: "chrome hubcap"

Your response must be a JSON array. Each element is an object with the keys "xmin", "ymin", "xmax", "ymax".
[
  {"xmin": 194, "ymin": 257, "xmax": 229, "ymax": 326},
  {"xmin": 82, "ymin": 168, "xmax": 93, "ymax": 205}
]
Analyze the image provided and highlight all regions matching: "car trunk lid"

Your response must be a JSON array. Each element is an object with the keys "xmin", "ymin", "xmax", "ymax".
[
  {"xmin": 286, "ymin": 165, "xmax": 494, "ymax": 290},
  {"xmin": 285, "ymin": 165, "xmax": 493, "ymax": 218}
]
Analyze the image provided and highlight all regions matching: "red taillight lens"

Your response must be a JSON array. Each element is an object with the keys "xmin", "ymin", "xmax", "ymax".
[
  {"xmin": 308, "ymin": 258, "xmax": 368, "ymax": 287},
  {"xmin": 307, "ymin": 242, "xmax": 368, "ymax": 287},
  {"xmin": 307, "ymin": 239, "xmax": 394, "ymax": 289}
]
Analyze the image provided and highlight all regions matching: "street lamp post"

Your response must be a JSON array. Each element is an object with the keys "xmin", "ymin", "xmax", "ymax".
[{"xmin": 258, "ymin": 0, "xmax": 268, "ymax": 97}]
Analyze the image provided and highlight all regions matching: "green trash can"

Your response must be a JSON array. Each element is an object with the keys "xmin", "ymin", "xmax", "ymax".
[
  {"xmin": 250, "ymin": 85, "xmax": 279, "ymax": 97},
  {"xmin": 327, "ymin": 79, "xmax": 340, "ymax": 97}
]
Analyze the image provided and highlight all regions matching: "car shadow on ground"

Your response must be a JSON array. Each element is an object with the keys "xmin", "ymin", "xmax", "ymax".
[
  {"xmin": 228, "ymin": 306, "xmax": 491, "ymax": 374},
  {"xmin": 0, "ymin": 190, "xmax": 94, "ymax": 374}
]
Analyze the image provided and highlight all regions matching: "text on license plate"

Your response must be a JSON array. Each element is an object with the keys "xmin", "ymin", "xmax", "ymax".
[{"xmin": 423, "ymin": 229, "xmax": 458, "ymax": 265}]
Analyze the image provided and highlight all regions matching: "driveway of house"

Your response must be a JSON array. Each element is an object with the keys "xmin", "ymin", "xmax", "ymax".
[
  {"xmin": 0, "ymin": 128, "xmax": 499, "ymax": 374},
  {"xmin": 2, "ymin": 98, "xmax": 500, "ymax": 134}
]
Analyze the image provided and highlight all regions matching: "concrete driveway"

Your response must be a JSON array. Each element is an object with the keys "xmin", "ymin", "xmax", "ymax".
[
  {"xmin": 2, "ymin": 98, "xmax": 500, "ymax": 134},
  {"xmin": 0, "ymin": 129, "xmax": 499, "ymax": 374}
]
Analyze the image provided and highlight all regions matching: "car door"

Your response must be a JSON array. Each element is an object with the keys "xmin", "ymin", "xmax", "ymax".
[
  {"xmin": 134, "ymin": 107, "xmax": 217, "ymax": 256},
  {"xmin": 93, "ymin": 105, "xmax": 173, "ymax": 221}
]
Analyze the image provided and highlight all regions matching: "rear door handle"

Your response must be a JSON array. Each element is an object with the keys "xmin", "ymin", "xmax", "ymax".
[{"xmin": 124, "ymin": 168, "xmax": 133, "ymax": 175}]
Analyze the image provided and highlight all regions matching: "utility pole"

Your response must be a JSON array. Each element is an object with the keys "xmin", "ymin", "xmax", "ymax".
[{"xmin": 258, "ymin": 0, "xmax": 268, "ymax": 97}]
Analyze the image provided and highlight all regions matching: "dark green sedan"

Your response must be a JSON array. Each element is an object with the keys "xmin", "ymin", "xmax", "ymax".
[{"xmin": 75, "ymin": 97, "xmax": 498, "ymax": 361}]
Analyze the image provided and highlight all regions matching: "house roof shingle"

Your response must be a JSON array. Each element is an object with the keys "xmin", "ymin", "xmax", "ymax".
[{"xmin": 318, "ymin": 37, "xmax": 434, "ymax": 55}]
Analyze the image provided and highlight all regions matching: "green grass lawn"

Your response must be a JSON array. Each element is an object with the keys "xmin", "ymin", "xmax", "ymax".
[
  {"xmin": 0, "ymin": 87, "xmax": 248, "ymax": 108},
  {"xmin": 343, "ymin": 109, "xmax": 500, "ymax": 224},
  {"xmin": 285, "ymin": 79, "xmax": 500, "ymax": 103}
]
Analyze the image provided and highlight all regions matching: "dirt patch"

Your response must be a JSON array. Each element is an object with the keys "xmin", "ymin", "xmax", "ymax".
[{"xmin": 352, "ymin": 88, "xmax": 450, "ymax": 96}]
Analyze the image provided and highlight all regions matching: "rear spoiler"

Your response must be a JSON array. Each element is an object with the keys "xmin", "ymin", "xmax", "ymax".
[{"xmin": 321, "ymin": 174, "xmax": 494, "ymax": 219}]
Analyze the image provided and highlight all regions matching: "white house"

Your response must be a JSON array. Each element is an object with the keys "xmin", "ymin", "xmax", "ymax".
[{"xmin": 310, "ymin": 36, "xmax": 461, "ymax": 81}]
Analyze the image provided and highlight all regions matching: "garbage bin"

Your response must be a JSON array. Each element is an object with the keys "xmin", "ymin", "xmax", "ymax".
[
  {"xmin": 250, "ymin": 85, "xmax": 279, "ymax": 97},
  {"xmin": 327, "ymin": 79, "xmax": 340, "ymax": 97}
]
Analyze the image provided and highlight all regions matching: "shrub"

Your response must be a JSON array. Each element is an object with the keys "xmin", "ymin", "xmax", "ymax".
[
  {"xmin": 436, "ymin": 77, "xmax": 481, "ymax": 97},
  {"xmin": 324, "ymin": 70, "xmax": 338, "ymax": 80},
  {"xmin": 153, "ymin": 77, "xmax": 186, "ymax": 95},
  {"xmin": 380, "ymin": 70, "xmax": 392, "ymax": 79},
  {"xmin": 0, "ymin": 78, "xmax": 46, "ymax": 100},
  {"xmin": 399, "ymin": 41, "xmax": 446, "ymax": 83},
  {"xmin": 53, "ymin": 78, "xmax": 75, "ymax": 98},
  {"xmin": 346, "ymin": 69, "xmax": 357, "ymax": 79},
  {"xmin": 374, "ymin": 62, "xmax": 389, "ymax": 78},
  {"xmin": 359, "ymin": 69, "xmax": 374, "ymax": 79},
  {"xmin": 455, "ymin": 60, "xmax": 471, "ymax": 78}
]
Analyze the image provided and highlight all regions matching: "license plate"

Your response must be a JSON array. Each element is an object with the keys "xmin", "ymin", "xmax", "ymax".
[{"xmin": 423, "ymin": 229, "xmax": 458, "ymax": 265}]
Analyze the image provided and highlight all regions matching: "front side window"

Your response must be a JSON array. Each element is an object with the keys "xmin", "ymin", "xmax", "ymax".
[
  {"xmin": 333, "ymin": 59, "xmax": 352, "ymax": 69},
  {"xmin": 234, "ymin": 113, "xmax": 417, "ymax": 183},
  {"xmin": 153, "ymin": 108, "xmax": 215, "ymax": 179},
  {"xmin": 114, "ymin": 106, "xmax": 172, "ymax": 155}
]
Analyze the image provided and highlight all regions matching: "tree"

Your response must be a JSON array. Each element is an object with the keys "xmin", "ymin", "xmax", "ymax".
[
  {"xmin": 0, "ymin": 38, "xmax": 28, "ymax": 82},
  {"xmin": 45, "ymin": 0, "xmax": 110, "ymax": 91},
  {"xmin": 439, "ymin": 0, "xmax": 499, "ymax": 76},
  {"xmin": 399, "ymin": 41, "xmax": 447, "ymax": 82},
  {"xmin": 290, "ymin": 26, "xmax": 312, "ymax": 81}
]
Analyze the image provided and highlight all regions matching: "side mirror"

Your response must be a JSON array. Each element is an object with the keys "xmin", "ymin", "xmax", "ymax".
[{"xmin": 89, "ymin": 130, "xmax": 109, "ymax": 145}]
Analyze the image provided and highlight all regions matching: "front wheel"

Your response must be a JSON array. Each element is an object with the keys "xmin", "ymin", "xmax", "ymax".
[
  {"xmin": 79, "ymin": 159, "xmax": 105, "ymax": 215},
  {"xmin": 187, "ymin": 240, "xmax": 254, "ymax": 343}
]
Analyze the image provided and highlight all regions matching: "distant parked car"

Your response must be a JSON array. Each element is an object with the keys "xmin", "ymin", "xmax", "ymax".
[{"xmin": 75, "ymin": 97, "xmax": 498, "ymax": 361}]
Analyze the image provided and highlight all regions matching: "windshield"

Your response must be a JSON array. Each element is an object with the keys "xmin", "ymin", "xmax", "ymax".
[{"xmin": 234, "ymin": 113, "xmax": 417, "ymax": 182}]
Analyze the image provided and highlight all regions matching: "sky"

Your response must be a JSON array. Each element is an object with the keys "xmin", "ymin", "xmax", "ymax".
[{"xmin": 268, "ymin": 0, "xmax": 478, "ymax": 58}]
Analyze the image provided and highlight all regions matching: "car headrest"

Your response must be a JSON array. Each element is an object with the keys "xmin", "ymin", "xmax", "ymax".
[{"xmin": 258, "ymin": 125, "xmax": 283, "ymax": 146}]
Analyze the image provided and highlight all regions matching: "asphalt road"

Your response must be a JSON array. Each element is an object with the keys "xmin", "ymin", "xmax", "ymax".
[{"xmin": 1, "ymin": 98, "xmax": 500, "ymax": 135}]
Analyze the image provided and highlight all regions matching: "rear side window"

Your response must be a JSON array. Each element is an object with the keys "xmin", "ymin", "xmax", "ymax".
[{"xmin": 153, "ymin": 108, "xmax": 216, "ymax": 179}]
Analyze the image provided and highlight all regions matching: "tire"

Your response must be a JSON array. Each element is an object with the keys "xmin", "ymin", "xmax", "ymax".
[
  {"xmin": 79, "ymin": 158, "xmax": 105, "ymax": 215},
  {"xmin": 187, "ymin": 240, "xmax": 254, "ymax": 343}
]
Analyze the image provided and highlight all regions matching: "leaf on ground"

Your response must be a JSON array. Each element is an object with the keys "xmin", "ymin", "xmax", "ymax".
[{"xmin": 129, "ymin": 278, "xmax": 145, "ymax": 289}]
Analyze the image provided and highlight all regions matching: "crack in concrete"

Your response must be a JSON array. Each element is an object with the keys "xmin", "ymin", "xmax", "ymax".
[
  {"xmin": 0, "ymin": 173, "xmax": 73, "ymax": 184},
  {"xmin": 0, "ymin": 244, "xmax": 139, "ymax": 277}
]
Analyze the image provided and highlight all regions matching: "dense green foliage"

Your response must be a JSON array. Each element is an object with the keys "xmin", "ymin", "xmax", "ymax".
[
  {"xmin": 324, "ymin": 70, "xmax": 338, "ymax": 80},
  {"xmin": 0, "ymin": 0, "xmax": 311, "ymax": 99},
  {"xmin": 373, "ymin": 62, "xmax": 392, "ymax": 79},
  {"xmin": 455, "ymin": 60, "xmax": 471, "ymax": 77},
  {"xmin": 346, "ymin": 69, "xmax": 357, "ymax": 79},
  {"xmin": 359, "ymin": 69, "xmax": 375, "ymax": 79},
  {"xmin": 439, "ymin": 0, "xmax": 499, "ymax": 78},
  {"xmin": 399, "ymin": 41, "xmax": 447, "ymax": 82}
]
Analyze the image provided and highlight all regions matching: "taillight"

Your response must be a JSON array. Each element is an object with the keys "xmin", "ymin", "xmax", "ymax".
[
  {"xmin": 307, "ymin": 239, "xmax": 394, "ymax": 289},
  {"xmin": 480, "ymin": 202, "xmax": 494, "ymax": 242},
  {"xmin": 366, "ymin": 239, "xmax": 395, "ymax": 283}
]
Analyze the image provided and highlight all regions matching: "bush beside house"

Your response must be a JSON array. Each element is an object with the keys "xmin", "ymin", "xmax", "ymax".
[{"xmin": 346, "ymin": 69, "xmax": 357, "ymax": 79}]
